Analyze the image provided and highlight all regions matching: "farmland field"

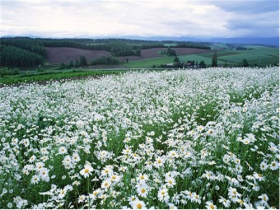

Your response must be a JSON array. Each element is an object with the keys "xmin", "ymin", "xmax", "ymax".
[
  {"xmin": 124, "ymin": 57, "xmax": 174, "ymax": 68},
  {"xmin": 46, "ymin": 47, "xmax": 111, "ymax": 64},
  {"xmin": 0, "ymin": 67, "xmax": 279, "ymax": 209}
]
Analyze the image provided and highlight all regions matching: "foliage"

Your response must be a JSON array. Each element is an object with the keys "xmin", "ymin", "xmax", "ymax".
[
  {"xmin": 242, "ymin": 58, "xmax": 249, "ymax": 67},
  {"xmin": 0, "ymin": 44, "xmax": 45, "ymax": 67},
  {"xmin": 90, "ymin": 56, "xmax": 120, "ymax": 65},
  {"xmin": 173, "ymin": 56, "xmax": 180, "ymax": 63},
  {"xmin": 0, "ymin": 37, "xmax": 47, "ymax": 58},
  {"xmin": 211, "ymin": 51, "xmax": 218, "ymax": 67},
  {"xmin": 79, "ymin": 56, "xmax": 88, "ymax": 66},
  {"xmin": 199, "ymin": 60, "xmax": 206, "ymax": 68},
  {"xmin": 0, "ymin": 67, "xmax": 20, "ymax": 76},
  {"xmin": 0, "ymin": 70, "xmax": 122, "ymax": 85},
  {"xmin": 167, "ymin": 47, "xmax": 177, "ymax": 56}
]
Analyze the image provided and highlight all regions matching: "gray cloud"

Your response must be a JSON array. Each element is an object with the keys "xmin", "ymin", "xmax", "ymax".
[{"xmin": 0, "ymin": 0, "xmax": 278, "ymax": 38}]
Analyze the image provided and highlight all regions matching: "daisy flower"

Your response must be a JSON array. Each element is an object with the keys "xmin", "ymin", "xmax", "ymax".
[
  {"xmin": 205, "ymin": 201, "xmax": 217, "ymax": 209},
  {"xmin": 218, "ymin": 196, "xmax": 230, "ymax": 208},
  {"xmin": 270, "ymin": 160, "xmax": 279, "ymax": 170},
  {"xmin": 80, "ymin": 164, "xmax": 93, "ymax": 178},
  {"xmin": 131, "ymin": 199, "xmax": 146, "ymax": 209},
  {"xmin": 158, "ymin": 187, "xmax": 169, "ymax": 202},
  {"xmin": 136, "ymin": 183, "xmax": 149, "ymax": 198},
  {"xmin": 165, "ymin": 177, "xmax": 176, "ymax": 188},
  {"xmin": 137, "ymin": 173, "xmax": 149, "ymax": 183}
]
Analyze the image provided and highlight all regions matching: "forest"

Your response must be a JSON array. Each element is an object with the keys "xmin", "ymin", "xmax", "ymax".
[{"xmin": 0, "ymin": 37, "xmax": 211, "ymax": 67}]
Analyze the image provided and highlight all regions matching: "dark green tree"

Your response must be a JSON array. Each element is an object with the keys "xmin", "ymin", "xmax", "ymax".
[
  {"xmin": 211, "ymin": 51, "xmax": 218, "ymax": 67},
  {"xmin": 242, "ymin": 58, "xmax": 249, "ymax": 67},
  {"xmin": 167, "ymin": 47, "xmax": 176, "ymax": 56},
  {"xmin": 59, "ymin": 63, "xmax": 67, "ymax": 70},
  {"xmin": 199, "ymin": 60, "xmax": 206, "ymax": 68},
  {"xmin": 173, "ymin": 56, "xmax": 179, "ymax": 63},
  {"xmin": 68, "ymin": 60, "xmax": 74, "ymax": 68},
  {"xmin": 79, "ymin": 56, "xmax": 88, "ymax": 66},
  {"xmin": 75, "ymin": 59, "xmax": 80, "ymax": 68},
  {"xmin": 136, "ymin": 49, "xmax": 141, "ymax": 56},
  {"xmin": 223, "ymin": 62, "xmax": 229, "ymax": 67}
]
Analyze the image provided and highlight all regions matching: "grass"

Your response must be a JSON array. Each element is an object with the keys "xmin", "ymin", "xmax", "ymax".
[
  {"xmin": 124, "ymin": 57, "xmax": 174, "ymax": 68},
  {"xmin": 124, "ymin": 45, "xmax": 279, "ymax": 68},
  {"xmin": 219, "ymin": 47, "xmax": 279, "ymax": 66},
  {"xmin": 0, "ymin": 70, "xmax": 122, "ymax": 86},
  {"xmin": 164, "ymin": 43, "xmax": 178, "ymax": 47}
]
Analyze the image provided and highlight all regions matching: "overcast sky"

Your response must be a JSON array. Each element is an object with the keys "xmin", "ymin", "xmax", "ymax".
[{"xmin": 0, "ymin": 0, "xmax": 279, "ymax": 38}]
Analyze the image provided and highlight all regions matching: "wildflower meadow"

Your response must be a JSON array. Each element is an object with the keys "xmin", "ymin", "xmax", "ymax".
[{"xmin": 0, "ymin": 67, "xmax": 279, "ymax": 209}]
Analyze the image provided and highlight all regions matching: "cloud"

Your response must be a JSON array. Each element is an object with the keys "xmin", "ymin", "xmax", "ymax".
[{"xmin": 0, "ymin": 0, "xmax": 278, "ymax": 38}]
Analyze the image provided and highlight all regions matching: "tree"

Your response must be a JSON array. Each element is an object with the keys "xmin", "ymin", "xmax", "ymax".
[
  {"xmin": 59, "ymin": 63, "xmax": 67, "ymax": 70},
  {"xmin": 167, "ymin": 47, "xmax": 176, "ymax": 56},
  {"xmin": 136, "ymin": 49, "xmax": 141, "ymax": 56},
  {"xmin": 75, "ymin": 59, "xmax": 80, "ymax": 68},
  {"xmin": 223, "ymin": 62, "xmax": 229, "ymax": 67},
  {"xmin": 173, "ymin": 56, "xmax": 179, "ymax": 63},
  {"xmin": 242, "ymin": 58, "xmax": 249, "ymax": 67},
  {"xmin": 68, "ymin": 60, "xmax": 74, "ymax": 68},
  {"xmin": 79, "ymin": 56, "xmax": 88, "ymax": 66},
  {"xmin": 126, "ymin": 58, "xmax": 129, "ymax": 63},
  {"xmin": 212, "ymin": 51, "xmax": 218, "ymax": 67},
  {"xmin": 199, "ymin": 60, "xmax": 206, "ymax": 68}
]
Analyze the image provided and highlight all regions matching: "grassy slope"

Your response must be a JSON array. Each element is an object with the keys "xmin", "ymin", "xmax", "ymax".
[
  {"xmin": 124, "ymin": 57, "xmax": 174, "ymax": 68},
  {"xmin": 124, "ymin": 45, "xmax": 279, "ymax": 67},
  {"xmin": 0, "ymin": 70, "xmax": 122, "ymax": 86}
]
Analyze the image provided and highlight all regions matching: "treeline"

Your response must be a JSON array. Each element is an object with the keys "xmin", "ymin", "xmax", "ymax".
[
  {"xmin": 1, "ymin": 37, "xmax": 47, "ymax": 58},
  {"xmin": 42, "ymin": 40, "xmax": 111, "ymax": 51},
  {"xmin": 90, "ymin": 56, "xmax": 120, "ymax": 65},
  {"xmin": 158, "ymin": 56, "xmax": 207, "ymax": 68},
  {"xmin": 0, "ymin": 45, "xmax": 45, "ymax": 67},
  {"xmin": 161, "ymin": 47, "xmax": 177, "ymax": 56},
  {"xmin": 0, "ymin": 37, "xmax": 211, "ymax": 67},
  {"xmin": 174, "ymin": 43, "xmax": 211, "ymax": 50},
  {"xmin": 59, "ymin": 56, "xmax": 120, "ymax": 69},
  {"xmin": 0, "ymin": 67, "xmax": 20, "ymax": 76},
  {"xmin": 0, "ymin": 37, "xmax": 47, "ymax": 67}
]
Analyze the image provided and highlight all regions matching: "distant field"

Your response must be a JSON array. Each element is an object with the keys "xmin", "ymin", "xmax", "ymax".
[
  {"xmin": 43, "ymin": 45, "xmax": 278, "ymax": 67},
  {"xmin": 164, "ymin": 43, "xmax": 178, "ymax": 47},
  {"xmin": 189, "ymin": 46, "xmax": 279, "ymax": 66},
  {"xmin": 46, "ymin": 47, "xmax": 111, "ymax": 64},
  {"xmin": 216, "ymin": 47, "xmax": 279, "ymax": 66},
  {"xmin": 119, "ymin": 48, "xmax": 211, "ymax": 62},
  {"xmin": 124, "ymin": 57, "xmax": 174, "ymax": 68}
]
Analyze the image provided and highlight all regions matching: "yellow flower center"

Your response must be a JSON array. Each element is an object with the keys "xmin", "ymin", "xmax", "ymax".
[
  {"xmin": 210, "ymin": 204, "xmax": 215, "ymax": 209},
  {"xmin": 136, "ymin": 203, "xmax": 142, "ymax": 209},
  {"xmin": 84, "ymin": 169, "xmax": 89, "ymax": 173},
  {"xmin": 141, "ymin": 188, "xmax": 146, "ymax": 193}
]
